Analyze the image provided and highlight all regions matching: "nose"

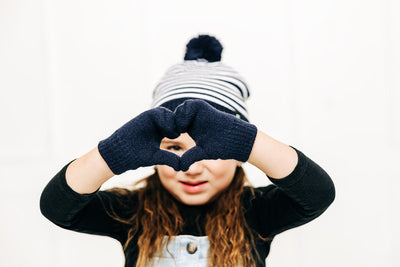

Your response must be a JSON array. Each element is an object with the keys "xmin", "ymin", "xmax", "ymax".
[{"xmin": 185, "ymin": 161, "xmax": 204, "ymax": 175}]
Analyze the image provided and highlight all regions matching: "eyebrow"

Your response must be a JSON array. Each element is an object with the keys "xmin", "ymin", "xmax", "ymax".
[{"xmin": 160, "ymin": 139, "xmax": 182, "ymax": 145}]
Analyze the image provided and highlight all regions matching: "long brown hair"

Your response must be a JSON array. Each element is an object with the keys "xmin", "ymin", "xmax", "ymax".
[{"xmin": 100, "ymin": 166, "xmax": 270, "ymax": 266}]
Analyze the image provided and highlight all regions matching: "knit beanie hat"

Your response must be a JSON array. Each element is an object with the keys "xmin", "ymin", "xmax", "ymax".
[{"xmin": 151, "ymin": 34, "xmax": 251, "ymax": 122}]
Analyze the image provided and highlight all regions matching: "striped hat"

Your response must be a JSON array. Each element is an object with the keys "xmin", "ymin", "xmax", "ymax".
[{"xmin": 151, "ymin": 35, "xmax": 251, "ymax": 121}]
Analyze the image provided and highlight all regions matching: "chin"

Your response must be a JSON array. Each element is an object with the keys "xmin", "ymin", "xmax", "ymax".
[{"xmin": 179, "ymin": 196, "xmax": 210, "ymax": 206}]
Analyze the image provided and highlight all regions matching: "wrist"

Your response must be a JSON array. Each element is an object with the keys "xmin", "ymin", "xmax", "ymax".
[
  {"xmin": 221, "ymin": 119, "xmax": 257, "ymax": 162},
  {"xmin": 98, "ymin": 132, "xmax": 137, "ymax": 175}
]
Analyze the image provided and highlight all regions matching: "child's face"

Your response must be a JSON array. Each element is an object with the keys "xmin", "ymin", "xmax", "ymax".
[{"xmin": 158, "ymin": 133, "xmax": 240, "ymax": 206}]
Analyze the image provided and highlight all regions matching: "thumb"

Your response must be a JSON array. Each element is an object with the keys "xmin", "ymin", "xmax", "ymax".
[
  {"xmin": 179, "ymin": 146, "xmax": 208, "ymax": 171},
  {"xmin": 152, "ymin": 150, "xmax": 181, "ymax": 171}
]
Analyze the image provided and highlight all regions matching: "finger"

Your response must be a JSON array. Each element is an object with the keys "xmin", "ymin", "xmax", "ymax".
[
  {"xmin": 152, "ymin": 150, "xmax": 181, "ymax": 171},
  {"xmin": 179, "ymin": 146, "xmax": 208, "ymax": 171},
  {"xmin": 151, "ymin": 107, "xmax": 180, "ymax": 139},
  {"xmin": 174, "ymin": 100, "xmax": 199, "ymax": 133}
]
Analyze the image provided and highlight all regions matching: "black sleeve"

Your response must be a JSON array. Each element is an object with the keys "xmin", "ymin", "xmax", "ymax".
[
  {"xmin": 247, "ymin": 147, "xmax": 335, "ymax": 237},
  {"xmin": 39, "ymin": 160, "xmax": 132, "ymax": 243}
]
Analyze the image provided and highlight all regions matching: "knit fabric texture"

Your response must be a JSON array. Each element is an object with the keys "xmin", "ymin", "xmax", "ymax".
[
  {"xmin": 174, "ymin": 100, "xmax": 257, "ymax": 171},
  {"xmin": 98, "ymin": 107, "xmax": 181, "ymax": 174}
]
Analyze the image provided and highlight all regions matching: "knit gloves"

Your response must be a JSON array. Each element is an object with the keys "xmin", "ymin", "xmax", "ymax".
[
  {"xmin": 98, "ymin": 100, "xmax": 258, "ymax": 174},
  {"xmin": 98, "ymin": 107, "xmax": 181, "ymax": 175},
  {"xmin": 175, "ymin": 100, "xmax": 257, "ymax": 171}
]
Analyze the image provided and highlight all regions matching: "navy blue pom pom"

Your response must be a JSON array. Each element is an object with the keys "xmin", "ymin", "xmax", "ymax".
[{"xmin": 184, "ymin": 35, "xmax": 223, "ymax": 62}]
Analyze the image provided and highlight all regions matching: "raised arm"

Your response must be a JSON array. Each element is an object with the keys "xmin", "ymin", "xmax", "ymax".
[
  {"xmin": 246, "ymin": 130, "xmax": 335, "ymax": 237},
  {"xmin": 40, "ymin": 107, "xmax": 182, "ymax": 233}
]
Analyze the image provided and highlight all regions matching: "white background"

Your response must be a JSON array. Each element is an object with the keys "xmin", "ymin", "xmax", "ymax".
[{"xmin": 1, "ymin": 0, "xmax": 399, "ymax": 266}]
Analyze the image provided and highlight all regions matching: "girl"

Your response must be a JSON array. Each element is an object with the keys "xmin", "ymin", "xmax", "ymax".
[{"xmin": 40, "ymin": 35, "xmax": 335, "ymax": 267}]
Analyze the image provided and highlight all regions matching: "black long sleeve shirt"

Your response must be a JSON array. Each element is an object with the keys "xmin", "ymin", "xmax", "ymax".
[{"xmin": 40, "ymin": 148, "xmax": 335, "ymax": 266}]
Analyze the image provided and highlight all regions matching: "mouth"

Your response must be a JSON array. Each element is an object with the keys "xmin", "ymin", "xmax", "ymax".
[
  {"xmin": 179, "ymin": 181, "xmax": 208, "ymax": 194},
  {"xmin": 180, "ymin": 181, "xmax": 208, "ymax": 186}
]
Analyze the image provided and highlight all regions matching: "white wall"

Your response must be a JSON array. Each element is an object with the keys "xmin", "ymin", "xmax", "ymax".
[{"xmin": 1, "ymin": 0, "xmax": 399, "ymax": 266}]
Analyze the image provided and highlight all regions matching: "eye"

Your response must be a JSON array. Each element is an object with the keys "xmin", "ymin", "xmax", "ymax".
[{"xmin": 167, "ymin": 145, "xmax": 182, "ymax": 151}]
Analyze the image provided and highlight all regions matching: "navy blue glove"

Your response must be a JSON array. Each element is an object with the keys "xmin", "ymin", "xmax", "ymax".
[
  {"xmin": 174, "ymin": 100, "xmax": 257, "ymax": 171},
  {"xmin": 98, "ymin": 107, "xmax": 181, "ymax": 174}
]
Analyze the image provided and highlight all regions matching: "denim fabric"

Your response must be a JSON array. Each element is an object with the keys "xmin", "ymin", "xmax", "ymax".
[{"xmin": 147, "ymin": 235, "xmax": 210, "ymax": 267}]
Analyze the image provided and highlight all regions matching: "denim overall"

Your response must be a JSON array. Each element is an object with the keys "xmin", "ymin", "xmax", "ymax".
[{"xmin": 147, "ymin": 235, "xmax": 210, "ymax": 267}]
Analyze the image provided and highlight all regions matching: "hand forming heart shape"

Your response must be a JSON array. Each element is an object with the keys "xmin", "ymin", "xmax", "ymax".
[{"xmin": 98, "ymin": 100, "xmax": 257, "ymax": 175}]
